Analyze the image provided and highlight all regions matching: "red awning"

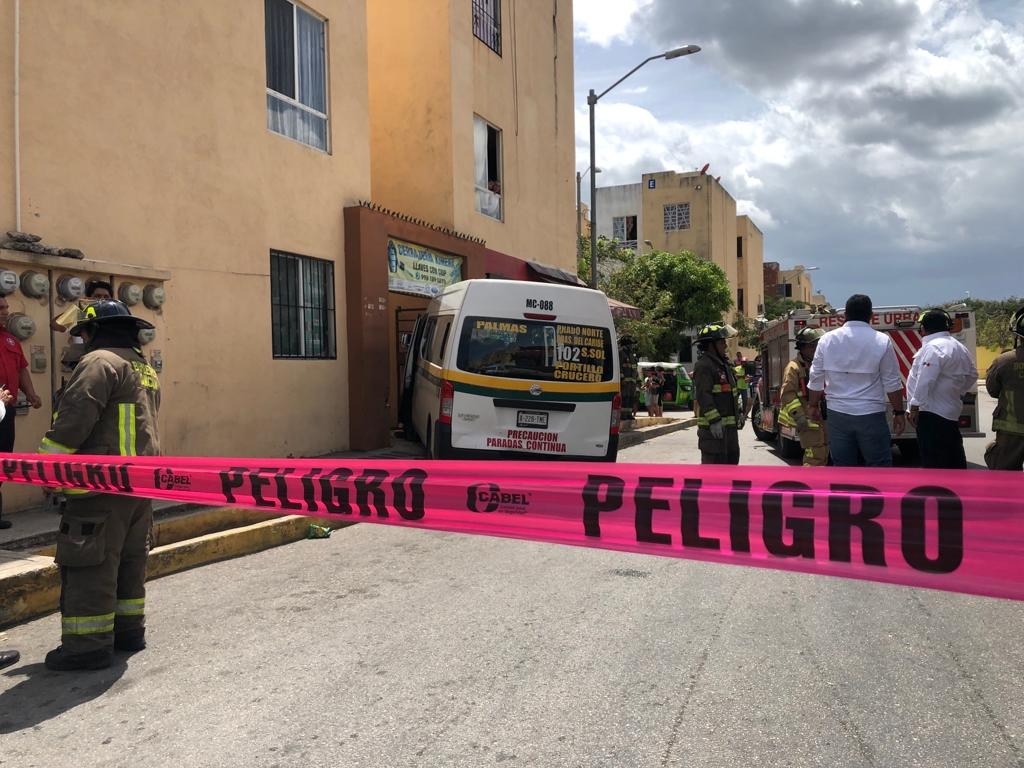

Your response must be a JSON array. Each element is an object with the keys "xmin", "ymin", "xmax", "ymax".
[{"xmin": 608, "ymin": 297, "xmax": 643, "ymax": 319}]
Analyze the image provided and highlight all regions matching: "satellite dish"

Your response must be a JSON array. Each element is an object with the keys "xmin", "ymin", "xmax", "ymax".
[{"xmin": 699, "ymin": 163, "xmax": 710, "ymax": 174}]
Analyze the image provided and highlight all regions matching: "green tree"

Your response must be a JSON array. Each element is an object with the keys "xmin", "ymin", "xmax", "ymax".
[
  {"xmin": 602, "ymin": 248, "xmax": 732, "ymax": 360},
  {"xmin": 960, "ymin": 297, "xmax": 1022, "ymax": 350},
  {"xmin": 576, "ymin": 235, "xmax": 631, "ymax": 288},
  {"xmin": 762, "ymin": 293, "xmax": 810, "ymax": 321}
]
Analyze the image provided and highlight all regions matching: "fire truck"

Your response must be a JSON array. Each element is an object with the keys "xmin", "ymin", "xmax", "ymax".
[{"xmin": 751, "ymin": 305, "xmax": 982, "ymax": 462}]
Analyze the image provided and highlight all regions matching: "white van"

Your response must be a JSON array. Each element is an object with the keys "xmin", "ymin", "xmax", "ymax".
[{"xmin": 399, "ymin": 279, "xmax": 620, "ymax": 461}]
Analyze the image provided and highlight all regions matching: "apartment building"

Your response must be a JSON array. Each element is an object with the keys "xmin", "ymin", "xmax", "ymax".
[
  {"xmin": 594, "ymin": 170, "xmax": 764, "ymax": 321},
  {"xmin": 0, "ymin": 0, "xmax": 575, "ymax": 510}
]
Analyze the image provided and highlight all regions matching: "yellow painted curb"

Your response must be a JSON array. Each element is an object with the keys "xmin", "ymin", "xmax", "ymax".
[{"xmin": 0, "ymin": 514, "xmax": 352, "ymax": 629}]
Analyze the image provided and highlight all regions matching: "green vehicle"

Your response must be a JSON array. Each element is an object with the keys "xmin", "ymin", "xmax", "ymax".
[{"xmin": 638, "ymin": 362, "xmax": 693, "ymax": 411}]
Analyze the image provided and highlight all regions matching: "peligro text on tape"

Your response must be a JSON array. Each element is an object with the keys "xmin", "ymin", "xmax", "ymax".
[{"xmin": 2, "ymin": 454, "xmax": 1021, "ymax": 602}]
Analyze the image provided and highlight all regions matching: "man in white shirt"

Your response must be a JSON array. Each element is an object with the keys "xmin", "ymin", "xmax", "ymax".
[
  {"xmin": 907, "ymin": 309, "xmax": 977, "ymax": 468},
  {"xmin": 807, "ymin": 294, "xmax": 906, "ymax": 466}
]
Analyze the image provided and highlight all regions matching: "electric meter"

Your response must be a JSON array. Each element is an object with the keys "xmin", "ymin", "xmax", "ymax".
[
  {"xmin": 137, "ymin": 327, "xmax": 157, "ymax": 345},
  {"xmin": 0, "ymin": 270, "xmax": 18, "ymax": 295},
  {"xmin": 57, "ymin": 275, "xmax": 86, "ymax": 301},
  {"xmin": 20, "ymin": 271, "xmax": 49, "ymax": 298},
  {"xmin": 118, "ymin": 282, "xmax": 143, "ymax": 306},
  {"xmin": 6, "ymin": 313, "xmax": 36, "ymax": 340},
  {"xmin": 143, "ymin": 284, "xmax": 166, "ymax": 309}
]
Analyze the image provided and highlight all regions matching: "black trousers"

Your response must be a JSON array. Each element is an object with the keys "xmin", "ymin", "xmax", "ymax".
[
  {"xmin": 916, "ymin": 410, "xmax": 966, "ymax": 469},
  {"xmin": 0, "ymin": 405, "xmax": 14, "ymax": 517}
]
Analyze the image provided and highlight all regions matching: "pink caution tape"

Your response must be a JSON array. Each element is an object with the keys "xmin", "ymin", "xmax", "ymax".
[{"xmin": 3, "ymin": 454, "xmax": 1022, "ymax": 601}]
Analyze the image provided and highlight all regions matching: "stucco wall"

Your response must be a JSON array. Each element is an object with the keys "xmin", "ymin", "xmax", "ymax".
[
  {"xmin": 736, "ymin": 215, "xmax": 764, "ymax": 318},
  {"xmin": 594, "ymin": 184, "xmax": 643, "ymax": 241},
  {"xmin": 4, "ymin": 0, "xmax": 372, "ymax": 470},
  {"xmin": 367, "ymin": 2, "xmax": 575, "ymax": 272}
]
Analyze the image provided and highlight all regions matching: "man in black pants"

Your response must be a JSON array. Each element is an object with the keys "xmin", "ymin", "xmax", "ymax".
[
  {"xmin": 0, "ymin": 296, "xmax": 43, "ymax": 528},
  {"xmin": 907, "ymin": 308, "xmax": 977, "ymax": 468}
]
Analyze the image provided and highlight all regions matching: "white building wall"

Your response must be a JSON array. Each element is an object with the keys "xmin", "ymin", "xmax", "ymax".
[{"xmin": 594, "ymin": 183, "xmax": 643, "ymax": 245}]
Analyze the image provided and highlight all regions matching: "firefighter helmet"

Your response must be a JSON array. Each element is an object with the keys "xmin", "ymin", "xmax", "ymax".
[
  {"xmin": 918, "ymin": 308, "xmax": 952, "ymax": 332},
  {"xmin": 69, "ymin": 299, "xmax": 155, "ymax": 337},
  {"xmin": 695, "ymin": 323, "xmax": 737, "ymax": 345},
  {"xmin": 794, "ymin": 327, "xmax": 825, "ymax": 347},
  {"xmin": 1011, "ymin": 306, "xmax": 1024, "ymax": 340}
]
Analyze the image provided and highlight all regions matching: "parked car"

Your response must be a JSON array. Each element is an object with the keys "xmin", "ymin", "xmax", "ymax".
[{"xmin": 637, "ymin": 362, "xmax": 693, "ymax": 411}]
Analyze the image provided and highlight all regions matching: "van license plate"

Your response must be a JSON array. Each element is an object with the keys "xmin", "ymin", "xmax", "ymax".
[{"xmin": 517, "ymin": 410, "xmax": 549, "ymax": 429}]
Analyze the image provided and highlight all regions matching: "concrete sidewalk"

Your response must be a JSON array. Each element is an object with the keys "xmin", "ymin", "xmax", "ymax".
[{"xmin": 0, "ymin": 414, "xmax": 694, "ymax": 628}]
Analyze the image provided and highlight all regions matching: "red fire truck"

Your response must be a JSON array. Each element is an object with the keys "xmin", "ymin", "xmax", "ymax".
[{"xmin": 751, "ymin": 305, "xmax": 982, "ymax": 461}]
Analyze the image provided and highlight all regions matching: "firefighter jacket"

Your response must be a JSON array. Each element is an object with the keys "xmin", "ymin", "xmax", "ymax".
[
  {"xmin": 778, "ymin": 355, "xmax": 816, "ymax": 429},
  {"xmin": 693, "ymin": 352, "xmax": 739, "ymax": 428},
  {"xmin": 41, "ymin": 347, "xmax": 161, "ymax": 467},
  {"xmin": 986, "ymin": 347, "xmax": 1024, "ymax": 436}
]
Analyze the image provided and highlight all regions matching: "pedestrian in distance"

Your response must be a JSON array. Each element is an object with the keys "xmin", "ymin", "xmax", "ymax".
[
  {"xmin": 0, "ymin": 296, "xmax": 43, "ymax": 529},
  {"xmin": 693, "ymin": 323, "xmax": 744, "ymax": 464},
  {"xmin": 643, "ymin": 367, "xmax": 662, "ymax": 417},
  {"xmin": 39, "ymin": 300, "xmax": 161, "ymax": 671},
  {"xmin": 0, "ymin": 385, "xmax": 21, "ymax": 670},
  {"xmin": 807, "ymin": 294, "xmax": 906, "ymax": 467},
  {"xmin": 906, "ymin": 308, "xmax": 977, "ymax": 469},
  {"xmin": 778, "ymin": 327, "xmax": 829, "ymax": 466},
  {"xmin": 983, "ymin": 306, "xmax": 1024, "ymax": 471}
]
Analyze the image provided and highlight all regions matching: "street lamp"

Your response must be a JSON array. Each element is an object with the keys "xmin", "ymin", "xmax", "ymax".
[
  {"xmin": 576, "ymin": 166, "xmax": 601, "ymax": 260},
  {"xmin": 588, "ymin": 44, "xmax": 701, "ymax": 289}
]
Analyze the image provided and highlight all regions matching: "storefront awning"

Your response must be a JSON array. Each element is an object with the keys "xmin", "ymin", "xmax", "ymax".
[
  {"xmin": 525, "ymin": 261, "xmax": 587, "ymax": 287},
  {"xmin": 607, "ymin": 297, "xmax": 643, "ymax": 320}
]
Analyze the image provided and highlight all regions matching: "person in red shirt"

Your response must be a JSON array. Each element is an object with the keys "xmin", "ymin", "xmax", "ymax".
[{"xmin": 0, "ymin": 296, "xmax": 43, "ymax": 529}]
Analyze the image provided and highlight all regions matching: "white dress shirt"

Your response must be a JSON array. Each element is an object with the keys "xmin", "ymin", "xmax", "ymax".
[
  {"xmin": 906, "ymin": 331, "xmax": 977, "ymax": 421},
  {"xmin": 808, "ymin": 321, "xmax": 903, "ymax": 416}
]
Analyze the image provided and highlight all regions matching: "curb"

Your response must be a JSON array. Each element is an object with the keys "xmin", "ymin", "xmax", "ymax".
[{"xmin": 0, "ymin": 511, "xmax": 351, "ymax": 629}]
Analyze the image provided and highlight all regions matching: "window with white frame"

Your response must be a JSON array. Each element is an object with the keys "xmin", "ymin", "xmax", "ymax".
[
  {"xmin": 265, "ymin": 0, "xmax": 329, "ymax": 152},
  {"xmin": 612, "ymin": 215, "xmax": 638, "ymax": 248},
  {"xmin": 474, "ymin": 115, "xmax": 503, "ymax": 220},
  {"xmin": 271, "ymin": 250, "xmax": 336, "ymax": 359},
  {"xmin": 663, "ymin": 202, "xmax": 691, "ymax": 231}
]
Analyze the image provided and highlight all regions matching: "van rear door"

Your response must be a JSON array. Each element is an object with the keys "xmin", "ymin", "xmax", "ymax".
[{"xmin": 448, "ymin": 316, "xmax": 618, "ymax": 459}]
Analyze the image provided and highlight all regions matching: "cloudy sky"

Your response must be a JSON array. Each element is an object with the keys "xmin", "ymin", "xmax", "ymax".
[{"xmin": 572, "ymin": 0, "xmax": 1023, "ymax": 307}]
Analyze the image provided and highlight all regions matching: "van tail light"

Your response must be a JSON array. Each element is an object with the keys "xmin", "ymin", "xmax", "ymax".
[
  {"xmin": 438, "ymin": 379, "xmax": 454, "ymax": 425},
  {"xmin": 610, "ymin": 394, "xmax": 622, "ymax": 435}
]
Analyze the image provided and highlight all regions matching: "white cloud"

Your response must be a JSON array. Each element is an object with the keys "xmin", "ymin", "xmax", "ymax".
[
  {"xmin": 573, "ymin": 0, "xmax": 652, "ymax": 46},
  {"xmin": 575, "ymin": 0, "xmax": 1024, "ymax": 301}
]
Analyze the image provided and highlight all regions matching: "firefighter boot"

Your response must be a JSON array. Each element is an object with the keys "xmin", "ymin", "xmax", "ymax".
[
  {"xmin": 44, "ymin": 646, "xmax": 113, "ymax": 671},
  {"xmin": 114, "ymin": 628, "xmax": 146, "ymax": 652}
]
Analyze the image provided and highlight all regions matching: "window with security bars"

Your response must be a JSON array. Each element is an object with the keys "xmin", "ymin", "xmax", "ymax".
[
  {"xmin": 612, "ymin": 215, "xmax": 638, "ymax": 244},
  {"xmin": 472, "ymin": 0, "xmax": 501, "ymax": 55},
  {"xmin": 265, "ymin": 0, "xmax": 329, "ymax": 151},
  {"xmin": 270, "ymin": 250, "xmax": 336, "ymax": 359},
  {"xmin": 663, "ymin": 202, "xmax": 691, "ymax": 231}
]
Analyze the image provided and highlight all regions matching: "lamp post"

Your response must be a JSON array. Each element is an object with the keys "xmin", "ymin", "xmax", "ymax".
[
  {"xmin": 576, "ymin": 166, "xmax": 601, "ymax": 262},
  {"xmin": 588, "ymin": 44, "xmax": 701, "ymax": 289}
]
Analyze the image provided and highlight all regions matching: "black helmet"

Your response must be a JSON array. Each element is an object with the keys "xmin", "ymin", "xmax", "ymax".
[
  {"xmin": 69, "ymin": 299, "xmax": 154, "ymax": 337},
  {"xmin": 794, "ymin": 327, "xmax": 825, "ymax": 347},
  {"xmin": 695, "ymin": 323, "xmax": 737, "ymax": 345},
  {"xmin": 1011, "ymin": 306, "xmax": 1024, "ymax": 340}
]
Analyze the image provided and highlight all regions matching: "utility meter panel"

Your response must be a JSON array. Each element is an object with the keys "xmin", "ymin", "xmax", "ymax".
[
  {"xmin": 127, "ymin": 280, "xmax": 166, "ymax": 373},
  {"xmin": 0, "ymin": 261, "xmax": 56, "ymax": 513}
]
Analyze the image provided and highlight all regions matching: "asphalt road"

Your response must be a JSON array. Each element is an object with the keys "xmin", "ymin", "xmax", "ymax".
[{"xmin": 0, "ymin": 392, "xmax": 1019, "ymax": 767}]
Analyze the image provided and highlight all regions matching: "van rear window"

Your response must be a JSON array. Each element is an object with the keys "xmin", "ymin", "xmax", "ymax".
[{"xmin": 457, "ymin": 317, "xmax": 614, "ymax": 382}]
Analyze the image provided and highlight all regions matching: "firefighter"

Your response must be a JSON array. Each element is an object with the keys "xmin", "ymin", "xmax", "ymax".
[
  {"xmin": 39, "ymin": 300, "xmax": 161, "ymax": 671},
  {"xmin": 778, "ymin": 327, "xmax": 828, "ymax": 466},
  {"xmin": 984, "ymin": 306, "xmax": 1024, "ymax": 471},
  {"xmin": 693, "ymin": 323, "xmax": 744, "ymax": 464},
  {"xmin": 733, "ymin": 355, "xmax": 749, "ymax": 414}
]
